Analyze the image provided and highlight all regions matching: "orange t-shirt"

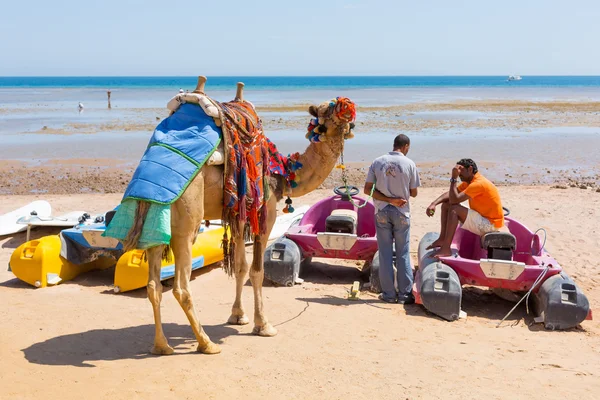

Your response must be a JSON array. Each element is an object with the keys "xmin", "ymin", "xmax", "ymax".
[{"xmin": 457, "ymin": 173, "xmax": 504, "ymax": 228}]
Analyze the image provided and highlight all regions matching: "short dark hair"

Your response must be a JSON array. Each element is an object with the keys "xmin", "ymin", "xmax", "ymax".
[
  {"xmin": 393, "ymin": 134, "xmax": 410, "ymax": 149},
  {"xmin": 457, "ymin": 158, "xmax": 478, "ymax": 174}
]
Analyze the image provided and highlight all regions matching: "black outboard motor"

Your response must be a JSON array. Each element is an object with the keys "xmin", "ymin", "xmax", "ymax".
[
  {"xmin": 534, "ymin": 272, "xmax": 591, "ymax": 330},
  {"xmin": 263, "ymin": 237, "xmax": 302, "ymax": 287}
]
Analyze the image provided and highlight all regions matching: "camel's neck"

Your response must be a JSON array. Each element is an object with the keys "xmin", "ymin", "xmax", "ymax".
[{"xmin": 288, "ymin": 135, "xmax": 345, "ymax": 197}]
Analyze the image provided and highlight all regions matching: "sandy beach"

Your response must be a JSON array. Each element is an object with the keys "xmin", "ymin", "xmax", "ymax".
[
  {"xmin": 1, "ymin": 187, "xmax": 599, "ymax": 400},
  {"xmin": 1, "ymin": 87, "xmax": 600, "ymax": 399}
]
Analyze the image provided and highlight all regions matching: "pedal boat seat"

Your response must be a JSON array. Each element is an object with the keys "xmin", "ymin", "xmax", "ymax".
[
  {"xmin": 325, "ymin": 209, "xmax": 358, "ymax": 234},
  {"xmin": 480, "ymin": 231, "xmax": 517, "ymax": 260}
]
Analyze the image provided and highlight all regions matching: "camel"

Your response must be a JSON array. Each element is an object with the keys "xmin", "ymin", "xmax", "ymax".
[{"xmin": 124, "ymin": 76, "xmax": 356, "ymax": 355}]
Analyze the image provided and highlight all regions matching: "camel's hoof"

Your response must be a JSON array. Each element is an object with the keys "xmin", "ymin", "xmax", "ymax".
[
  {"xmin": 227, "ymin": 314, "xmax": 250, "ymax": 325},
  {"xmin": 150, "ymin": 344, "xmax": 174, "ymax": 355},
  {"xmin": 197, "ymin": 341, "xmax": 221, "ymax": 355},
  {"xmin": 252, "ymin": 324, "xmax": 278, "ymax": 337}
]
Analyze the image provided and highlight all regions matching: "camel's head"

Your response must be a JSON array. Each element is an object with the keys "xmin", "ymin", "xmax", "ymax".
[{"xmin": 305, "ymin": 97, "xmax": 356, "ymax": 143}]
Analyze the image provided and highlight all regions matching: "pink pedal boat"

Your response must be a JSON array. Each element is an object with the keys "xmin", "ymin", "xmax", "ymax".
[
  {"xmin": 264, "ymin": 186, "xmax": 379, "ymax": 286},
  {"xmin": 416, "ymin": 212, "xmax": 592, "ymax": 330}
]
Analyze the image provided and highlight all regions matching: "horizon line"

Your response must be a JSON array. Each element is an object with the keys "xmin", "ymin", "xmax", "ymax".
[{"xmin": 3, "ymin": 74, "xmax": 600, "ymax": 78}]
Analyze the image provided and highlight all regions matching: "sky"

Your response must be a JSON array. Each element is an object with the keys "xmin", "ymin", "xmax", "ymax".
[{"xmin": 1, "ymin": 0, "xmax": 600, "ymax": 76}]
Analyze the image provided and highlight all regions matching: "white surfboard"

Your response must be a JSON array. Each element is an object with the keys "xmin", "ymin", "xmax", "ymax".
[
  {"xmin": 0, "ymin": 200, "xmax": 52, "ymax": 236},
  {"xmin": 17, "ymin": 211, "xmax": 100, "ymax": 241},
  {"xmin": 16, "ymin": 211, "xmax": 87, "ymax": 227}
]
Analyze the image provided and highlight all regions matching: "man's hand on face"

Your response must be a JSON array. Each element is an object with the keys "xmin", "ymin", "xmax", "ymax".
[
  {"xmin": 389, "ymin": 198, "xmax": 407, "ymax": 207},
  {"xmin": 452, "ymin": 165, "xmax": 463, "ymax": 180}
]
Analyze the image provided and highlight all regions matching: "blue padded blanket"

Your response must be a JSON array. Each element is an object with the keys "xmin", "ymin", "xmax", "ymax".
[{"xmin": 123, "ymin": 103, "xmax": 221, "ymax": 205}]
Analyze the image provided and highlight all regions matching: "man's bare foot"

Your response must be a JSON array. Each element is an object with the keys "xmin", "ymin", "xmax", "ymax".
[
  {"xmin": 426, "ymin": 240, "xmax": 443, "ymax": 250},
  {"xmin": 435, "ymin": 247, "xmax": 453, "ymax": 258}
]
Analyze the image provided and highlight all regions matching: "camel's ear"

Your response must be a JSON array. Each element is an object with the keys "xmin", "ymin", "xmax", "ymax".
[{"xmin": 308, "ymin": 105, "xmax": 318, "ymax": 117}]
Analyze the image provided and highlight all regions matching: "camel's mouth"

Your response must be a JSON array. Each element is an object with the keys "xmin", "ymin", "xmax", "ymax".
[{"xmin": 338, "ymin": 112, "xmax": 354, "ymax": 122}]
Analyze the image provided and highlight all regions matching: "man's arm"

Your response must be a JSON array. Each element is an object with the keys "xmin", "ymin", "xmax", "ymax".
[
  {"xmin": 429, "ymin": 191, "xmax": 449, "ymax": 207},
  {"xmin": 364, "ymin": 182, "xmax": 406, "ymax": 207},
  {"xmin": 410, "ymin": 164, "xmax": 420, "ymax": 198},
  {"xmin": 426, "ymin": 188, "xmax": 467, "ymax": 216},
  {"xmin": 449, "ymin": 182, "xmax": 470, "ymax": 204},
  {"xmin": 449, "ymin": 165, "xmax": 470, "ymax": 204}
]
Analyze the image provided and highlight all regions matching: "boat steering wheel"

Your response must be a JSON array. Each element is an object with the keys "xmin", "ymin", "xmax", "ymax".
[
  {"xmin": 503, "ymin": 207, "xmax": 510, "ymax": 217},
  {"xmin": 334, "ymin": 185, "xmax": 359, "ymax": 199}
]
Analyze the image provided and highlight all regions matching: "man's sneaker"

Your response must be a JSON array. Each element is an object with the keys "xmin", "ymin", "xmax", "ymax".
[
  {"xmin": 398, "ymin": 294, "xmax": 415, "ymax": 305},
  {"xmin": 378, "ymin": 294, "xmax": 397, "ymax": 303}
]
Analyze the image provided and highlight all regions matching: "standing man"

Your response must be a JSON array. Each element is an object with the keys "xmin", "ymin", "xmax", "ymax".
[
  {"xmin": 107, "ymin": 89, "xmax": 112, "ymax": 109},
  {"xmin": 364, "ymin": 134, "xmax": 420, "ymax": 304},
  {"xmin": 426, "ymin": 158, "xmax": 504, "ymax": 257}
]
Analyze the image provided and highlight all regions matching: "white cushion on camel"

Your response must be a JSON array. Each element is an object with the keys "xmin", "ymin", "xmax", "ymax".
[
  {"xmin": 207, "ymin": 141, "xmax": 225, "ymax": 166},
  {"xmin": 166, "ymin": 93, "xmax": 220, "ymax": 118}
]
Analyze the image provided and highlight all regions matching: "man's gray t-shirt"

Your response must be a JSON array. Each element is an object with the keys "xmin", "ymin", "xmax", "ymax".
[{"xmin": 366, "ymin": 151, "xmax": 421, "ymax": 218}]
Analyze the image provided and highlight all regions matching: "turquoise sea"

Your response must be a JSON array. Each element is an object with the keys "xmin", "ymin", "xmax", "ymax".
[
  {"xmin": 3, "ymin": 76, "xmax": 600, "ymax": 89},
  {"xmin": 4, "ymin": 76, "xmax": 600, "ymax": 112}
]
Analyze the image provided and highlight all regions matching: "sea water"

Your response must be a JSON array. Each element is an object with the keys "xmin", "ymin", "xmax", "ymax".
[{"xmin": 2, "ymin": 76, "xmax": 600, "ymax": 176}]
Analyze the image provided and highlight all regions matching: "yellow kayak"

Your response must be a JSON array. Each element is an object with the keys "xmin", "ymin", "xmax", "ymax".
[
  {"xmin": 9, "ymin": 235, "xmax": 114, "ymax": 288},
  {"xmin": 9, "ymin": 227, "xmax": 225, "ymax": 291},
  {"xmin": 113, "ymin": 227, "xmax": 224, "ymax": 293}
]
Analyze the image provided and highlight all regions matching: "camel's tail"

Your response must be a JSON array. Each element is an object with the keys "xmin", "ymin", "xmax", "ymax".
[{"xmin": 123, "ymin": 201, "xmax": 151, "ymax": 251}]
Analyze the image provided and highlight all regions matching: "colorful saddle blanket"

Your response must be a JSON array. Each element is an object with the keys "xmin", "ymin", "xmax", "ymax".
[{"xmin": 218, "ymin": 101, "xmax": 268, "ymax": 238}]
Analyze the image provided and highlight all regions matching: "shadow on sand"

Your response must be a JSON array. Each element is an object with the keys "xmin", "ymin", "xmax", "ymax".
[
  {"xmin": 1, "ymin": 226, "xmax": 64, "ymax": 249},
  {"xmin": 22, "ymin": 323, "xmax": 239, "ymax": 368},
  {"xmin": 1, "ymin": 257, "xmax": 222, "ymax": 298},
  {"xmin": 298, "ymin": 285, "xmax": 585, "ymax": 333},
  {"xmin": 299, "ymin": 259, "xmax": 367, "ymax": 285}
]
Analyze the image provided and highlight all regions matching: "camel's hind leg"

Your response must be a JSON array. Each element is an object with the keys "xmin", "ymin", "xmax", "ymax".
[
  {"xmin": 250, "ymin": 195, "xmax": 278, "ymax": 337},
  {"xmin": 170, "ymin": 234, "xmax": 221, "ymax": 354},
  {"xmin": 170, "ymin": 178, "xmax": 220, "ymax": 354},
  {"xmin": 147, "ymin": 245, "xmax": 174, "ymax": 355},
  {"xmin": 227, "ymin": 220, "xmax": 251, "ymax": 325}
]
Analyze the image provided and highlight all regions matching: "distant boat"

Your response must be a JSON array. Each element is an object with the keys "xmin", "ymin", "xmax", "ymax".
[{"xmin": 507, "ymin": 75, "xmax": 522, "ymax": 81}]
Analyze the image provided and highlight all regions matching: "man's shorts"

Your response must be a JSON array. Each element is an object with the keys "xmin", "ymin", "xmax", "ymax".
[{"xmin": 460, "ymin": 209, "xmax": 499, "ymax": 236}]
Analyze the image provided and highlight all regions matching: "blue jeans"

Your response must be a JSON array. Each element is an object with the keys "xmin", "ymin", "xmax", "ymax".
[{"xmin": 375, "ymin": 205, "xmax": 413, "ymax": 301}]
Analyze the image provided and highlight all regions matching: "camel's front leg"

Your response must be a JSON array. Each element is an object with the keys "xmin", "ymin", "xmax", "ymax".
[
  {"xmin": 250, "ymin": 198, "xmax": 278, "ymax": 337},
  {"xmin": 228, "ymin": 222, "xmax": 251, "ymax": 325},
  {"xmin": 146, "ymin": 245, "xmax": 174, "ymax": 355},
  {"xmin": 171, "ymin": 233, "xmax": 221, "ymax": 354}
]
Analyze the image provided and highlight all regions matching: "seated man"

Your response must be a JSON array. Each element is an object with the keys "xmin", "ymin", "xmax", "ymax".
[{"xmin": 426, "ymin": 158, "xmax": 504, "ymax": 257}]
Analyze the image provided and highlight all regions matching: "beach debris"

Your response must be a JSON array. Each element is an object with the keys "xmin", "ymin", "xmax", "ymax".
[
  {"xmin": 579, "ymin": 185, "xmax": 588, "ymax": 189},
  {"xmin": 347, "ymin": 281, "xmax": 361, "ymax": 300},
  {"xmin": 551, "ymin": 185, "xmax": 568, "ymax": 189}
]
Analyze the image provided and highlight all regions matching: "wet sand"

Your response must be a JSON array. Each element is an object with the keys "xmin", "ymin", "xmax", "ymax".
[{"xmin": 2, "ymin": 98, "xmax": 600, "ymax": 194}]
